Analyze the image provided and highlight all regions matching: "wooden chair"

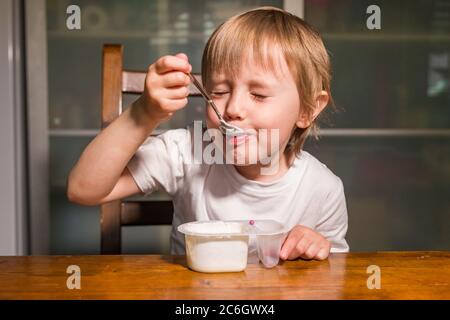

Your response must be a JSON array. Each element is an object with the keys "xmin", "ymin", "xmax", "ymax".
[{"xmin": 101, "ymin": 44, "xmax": 201, "ymax": 254}]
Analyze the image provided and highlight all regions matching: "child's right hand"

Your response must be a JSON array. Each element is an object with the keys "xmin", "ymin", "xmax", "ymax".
[{"xmin": 137, "ymin": 53, "xmax": 192, "ymax": 124}]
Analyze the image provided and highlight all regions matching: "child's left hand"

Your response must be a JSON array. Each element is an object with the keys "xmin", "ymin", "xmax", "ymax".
[{"xmin": 280, "ymin": 225, "xmax": 331, "ymax": 261}]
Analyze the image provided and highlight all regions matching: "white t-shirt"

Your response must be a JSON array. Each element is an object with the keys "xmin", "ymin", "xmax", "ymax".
[{"xmin": 127, "ymin": 126, "xmax": 349, "ymax": 257}]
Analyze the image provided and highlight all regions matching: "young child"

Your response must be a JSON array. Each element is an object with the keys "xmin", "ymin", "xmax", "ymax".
[{"xmin": 68, "ymin": 7, "xmax": 349, "ymax": 261}]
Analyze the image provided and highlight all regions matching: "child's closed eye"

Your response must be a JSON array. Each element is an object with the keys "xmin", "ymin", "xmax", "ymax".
[
  {"xmin": 250, "ymin": 92, "xmax": 269, "ymax": 102},
  {"xmin": 211, "ymin": 91, "xmax": 230, "ymax": 97}
]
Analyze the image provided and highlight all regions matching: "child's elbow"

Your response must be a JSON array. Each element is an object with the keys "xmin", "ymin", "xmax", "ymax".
[{"xmin": 66, "ymin": 174, "xmax": 101, "ymax": 206}]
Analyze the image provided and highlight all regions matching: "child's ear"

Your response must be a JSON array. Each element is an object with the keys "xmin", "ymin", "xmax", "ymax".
[{"xmin": 295, "ymin": 90, "xmax": 329, "ymax": 128}]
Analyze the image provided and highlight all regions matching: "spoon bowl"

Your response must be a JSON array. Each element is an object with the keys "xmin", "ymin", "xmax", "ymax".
[{"xmin": 188, "ymin": 73, "xmax": 246, "ymax": 136}]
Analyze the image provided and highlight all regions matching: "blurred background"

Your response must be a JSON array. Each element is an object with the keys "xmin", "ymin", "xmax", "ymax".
[{"xmin": 0, "ymin": 0, "xmax": 449, "ymax": 255}]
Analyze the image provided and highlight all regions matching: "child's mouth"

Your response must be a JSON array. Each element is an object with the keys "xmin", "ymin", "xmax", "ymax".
[{"xmin": 229, "ymin": 134, "xmax": 249, "ymax": 146}]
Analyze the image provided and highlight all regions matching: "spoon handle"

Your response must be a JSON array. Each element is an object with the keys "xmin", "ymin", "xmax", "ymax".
[{"xmin": 188, "ymin": 73, "xmax": 223, "ymax": 121}]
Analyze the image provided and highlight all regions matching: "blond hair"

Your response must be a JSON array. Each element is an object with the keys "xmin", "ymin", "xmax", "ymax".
[{"xmin": 201, "ymin": 6, "xmax": 333, "ymax": 156}]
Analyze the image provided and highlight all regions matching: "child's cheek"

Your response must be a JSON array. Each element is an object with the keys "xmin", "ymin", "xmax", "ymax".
[{"xmin": 206, "ymin": 107, "xmax": 220, "ymax": 129}]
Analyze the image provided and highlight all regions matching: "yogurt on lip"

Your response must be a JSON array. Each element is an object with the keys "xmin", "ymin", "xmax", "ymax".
[
  {"xmin": 231, "ymin": 134, "xmax": 249, "ymax": 146},
  {"xmin": 225, "ymin": 129, "xmax": 257, "ymax": 146}
]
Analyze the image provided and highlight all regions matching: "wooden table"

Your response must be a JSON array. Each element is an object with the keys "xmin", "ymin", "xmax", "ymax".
[{"xmin": 0, "ymin": 252, "xmax": 449, "ymax": 299}]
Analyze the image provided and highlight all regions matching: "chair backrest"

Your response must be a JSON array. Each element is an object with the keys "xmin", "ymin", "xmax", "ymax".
[{"xmin": 101, "ymin": 44, "xmax": 201, "ymax": 254}]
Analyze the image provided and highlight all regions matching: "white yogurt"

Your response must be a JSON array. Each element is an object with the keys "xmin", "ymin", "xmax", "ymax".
[{"xmin": 179, "ymin": 221, "xmax": 249, "ymax": 273}]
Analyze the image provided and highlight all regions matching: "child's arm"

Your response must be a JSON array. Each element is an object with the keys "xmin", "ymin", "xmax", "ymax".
[{"xmin": 67, "ymin": 54, "xmax": 192, "ymax": 205}]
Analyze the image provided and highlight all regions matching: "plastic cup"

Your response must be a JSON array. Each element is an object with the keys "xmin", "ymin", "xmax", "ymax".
[{"xmin": 251, "ymin": 220, "xmax": 288, "ymax": 268}]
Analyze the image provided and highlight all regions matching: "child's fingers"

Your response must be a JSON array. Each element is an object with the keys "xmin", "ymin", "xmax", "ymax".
[
  {"xmin": 300, "ymin": 242, "xmax": 320, "ymax": 260},
  {"xmin": 288, "ymin": 237, "xmax": 311, "ymax": 260},
  {"xmin": 175, "ymin": 52, "xmax": 189, "ymax": 61},
  {"xmin": 155, "ymin": 55, "xmax": 192, "ymax": 74},
  {"xmin": 279, "ymin": 230, "xmax": 304, "ymax": 260},
  {"xmin": 162, "ymin": 86, "xmax": 190, "ymax": 99},
  {"xmin": 158, "ymin": 97, "xmax": 188, "ymax": 112},
  {"xmin": 161, "ymin": 72, "xmax": 190, "ymax": 88},
  {"xmin": 315, "ymin": 247, "xmax": 329, "ymax": 261}
]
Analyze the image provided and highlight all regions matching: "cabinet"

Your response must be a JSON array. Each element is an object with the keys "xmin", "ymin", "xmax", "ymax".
[{"xmin": 303, "ymin": 0, "xmax": 450, "ymax": 250}]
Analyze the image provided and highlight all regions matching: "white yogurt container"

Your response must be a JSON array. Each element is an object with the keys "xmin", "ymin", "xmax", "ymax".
[{"xmin": 177, "ymin": 220, "xmax": 287, "ymax": 273}]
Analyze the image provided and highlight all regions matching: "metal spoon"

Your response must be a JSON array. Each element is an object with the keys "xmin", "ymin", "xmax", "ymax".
[{"xmin": 188, "ymin": 73, "xmax": 246, "ymax": 136}]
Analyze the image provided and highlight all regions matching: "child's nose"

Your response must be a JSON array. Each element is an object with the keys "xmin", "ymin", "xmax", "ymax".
[{"xmin": 223, "ymin": 93, "xmax": 247, "ymax": 122}]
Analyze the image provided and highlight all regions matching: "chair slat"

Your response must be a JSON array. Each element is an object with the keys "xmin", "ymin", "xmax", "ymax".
[
  {"xmin": 122, "ymin": 70, "xmax": 146, "ymax": 94},
  {"xmin": 101, "ymin": 200, "xmax": 122, "ymax": 254},
  {"xmin": 102, "ymin": 44, "xmax": 123, "ymax": 128},
  {"xmin": 121, "ymin": 201, "xmax": 174, "ymax": 226},
  {"xmin": 122, "ymin": 70, "xmax": 202, "ymax": 96}
]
